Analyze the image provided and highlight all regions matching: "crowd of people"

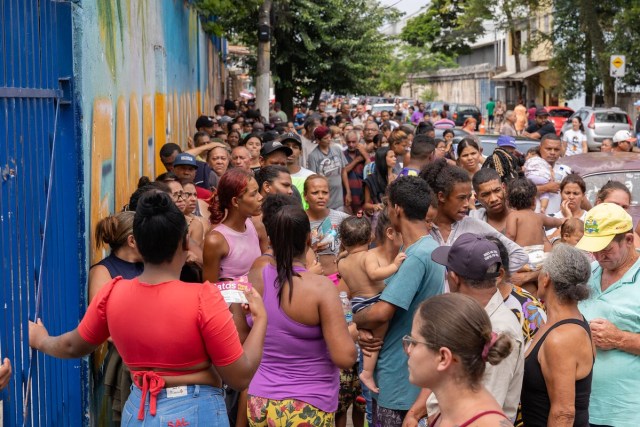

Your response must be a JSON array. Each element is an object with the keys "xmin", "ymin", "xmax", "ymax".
[{"xmin": 26, "ymin": 97, "xmax": 640, "ymax": 427}]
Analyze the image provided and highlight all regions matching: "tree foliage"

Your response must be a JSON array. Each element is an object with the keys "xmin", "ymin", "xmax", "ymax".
[
  {"xmin": 551, "ymin": 0, "xmax": 638, "ymax": 105},
  {"xmin": 192, "ymin": 0, "xmax": 397, "ymax": 114},
  {"xmin": 400, "ymin": 0, "xmax": 486, "ymax": 56},
  {"xmin": 377, "ymin": 44, "xmax": 458, "ymax": 94}
]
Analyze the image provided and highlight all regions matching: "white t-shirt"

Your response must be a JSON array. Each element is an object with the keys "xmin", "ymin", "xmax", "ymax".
[
  {"xmin": 562, "ymin": 129, "xmax": 587, "ymax": 156},
  {"xmin": 535, "ymin": 162, "xmax": 572, "ymax": 213}
]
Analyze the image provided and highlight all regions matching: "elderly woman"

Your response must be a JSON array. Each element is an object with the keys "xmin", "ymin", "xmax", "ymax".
[{"xmin": 521, "ymin": 244, "xmax": 594, "ymax": 427}]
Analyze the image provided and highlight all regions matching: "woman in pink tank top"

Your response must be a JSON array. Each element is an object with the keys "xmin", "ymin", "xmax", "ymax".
[
  {"xmin": 203, "ymin": 169, "xmax": 265, "ymax": 282},
  {"xmin": 405, "ymin": 294, "xmax": 513, "ymax": 427}
]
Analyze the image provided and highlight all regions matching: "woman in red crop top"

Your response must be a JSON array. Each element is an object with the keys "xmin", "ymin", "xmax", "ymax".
[
  {"xmin": 203, "ymin": 168, "xmax": 267, "ymax": 283},
  {"xmin": 29, "ymin": 191, "xmax": 267, "ymax": 425},
  {"xmin": 405, "ymin": 294, "xmax": 513, "ymax": 427}
]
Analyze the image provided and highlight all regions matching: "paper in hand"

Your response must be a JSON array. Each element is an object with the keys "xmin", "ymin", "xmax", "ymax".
[{"xmin": 215, "ymin": 276, "xmax": 252, "ymax": 305}]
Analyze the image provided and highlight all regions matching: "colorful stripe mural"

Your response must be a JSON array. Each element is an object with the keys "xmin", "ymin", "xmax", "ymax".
[{"xmin": 1, "ymin": 0, "xmax": 226, "ymax": 424}]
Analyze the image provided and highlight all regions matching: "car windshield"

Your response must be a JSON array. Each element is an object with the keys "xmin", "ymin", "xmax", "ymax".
[
  {"xmin": 372, "ymin": 105, "xmax": 394, "ymax": 113},
  {"xmin": 582, "ymin": 171, "xmax": 640, "ymax": 205},
  {"xmin": 458, "ymin": 105, "xmax": 478, "ymax": 113},
  {"xmin": 549, "ymin": 109, "xmax": 573, "ymax": 118},
  {"xmin": 595, "ymin": 112, "xmax": 628, "ymax": 123}
]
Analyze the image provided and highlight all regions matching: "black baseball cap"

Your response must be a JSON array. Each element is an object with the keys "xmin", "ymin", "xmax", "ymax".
[
  {"xmin": 431, "ymin": 233, "xmax": 502, "ymax": 281},
  {"xmin": 261, "ymin": 140, "xmax": 293, "ymax": 157},
  {"xmin": 195, "ymin": 115, "xmax": 216, "ymax": 129},
  {"xmin": 278, "ymin": 132, "xmax": 302, "ymax": 147},
  {"xmin": 535, "ymin": 107, "xmax": 549, "ymax": 117}
]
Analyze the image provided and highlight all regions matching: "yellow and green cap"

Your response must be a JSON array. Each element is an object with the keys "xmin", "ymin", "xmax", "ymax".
[{"xmin": 576, "ymin": 203, "xmax": 633, "ymax": 252}]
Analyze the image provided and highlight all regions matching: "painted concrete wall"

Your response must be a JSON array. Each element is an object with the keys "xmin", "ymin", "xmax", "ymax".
[
  {"xmin": 71, "ymin": 1, "xmax": 224, "ymax": 423},
  {"xmin": 74, "ymin": 0, "xmax": 222, "ymax": 264}
]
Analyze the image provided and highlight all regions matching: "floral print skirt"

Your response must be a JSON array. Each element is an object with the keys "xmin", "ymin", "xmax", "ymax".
[{"xmin": 247, "ymin": 395, "xmax": 334, "ymax": 427}]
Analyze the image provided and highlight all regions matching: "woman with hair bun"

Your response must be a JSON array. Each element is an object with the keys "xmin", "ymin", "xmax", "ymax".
[
  {"xmin": 30, "ymin": 191, "xmax": 267, "ymax": 424},
  {"xmin": 89, "ymin": 211, "xmax": 143, "ymax": 421},
  {"xmin": 90, "ymin": 211, "xmax": 142, "ymax": 301},
  {"xmin": 203, "ymin": 168, "xmax": 266, "ymax": 282},
  {"xmin": 405, "ymin": 293, "xmax": 513, "ymax": 426},
  {"xmin": 521, "ymin": 244, "xmax": 594, "ymax": 426}
]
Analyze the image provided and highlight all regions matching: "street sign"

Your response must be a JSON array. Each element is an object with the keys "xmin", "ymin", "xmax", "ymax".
[{"xmin": 610, "ymin": 55, "xmax": 626, "ymax": 77}]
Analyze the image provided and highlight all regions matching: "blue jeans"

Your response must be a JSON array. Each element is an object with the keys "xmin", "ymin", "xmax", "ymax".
[
  {"xmin": 121, "ymin": 384, "xmax": 229, "ymax": 426},
  {"xmin": 358, "ymin": 349, "xmax": 373, "ymax": 425}
]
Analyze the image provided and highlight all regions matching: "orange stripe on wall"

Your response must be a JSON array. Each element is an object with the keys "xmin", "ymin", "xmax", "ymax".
[
  {"xmin": 154, "ymin": 92, "xmax": 167, "ymax": 173},
  {"xmin": 90, "ymin": 99, "xmax": 114, "ymax": 265},
  {"xmin": 142, "ymin": 94, "xmax": 154, "ymax": 178},
  {"xmin": 115, "ymin": 96, "xmax": 129, "ymax": 211},
  {"xmin": 129, "ymin": 94, "xmax": 140, "ymax": 195}
]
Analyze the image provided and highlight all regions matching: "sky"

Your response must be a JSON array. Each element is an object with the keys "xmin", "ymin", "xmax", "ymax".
[{"xmin": 380, "ymin": 0, "xmax": 426, "ymax": 18}]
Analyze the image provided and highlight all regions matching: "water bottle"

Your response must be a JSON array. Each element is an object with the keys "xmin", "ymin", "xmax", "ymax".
[{"xmin": 339, "ymin": 291, "xmax": 353, "ymax": 325}]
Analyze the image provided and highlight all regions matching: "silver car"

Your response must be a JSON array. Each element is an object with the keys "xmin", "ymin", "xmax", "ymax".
[{"xmin": 561, "ymin": 107, "xmax": 632, "ymax": 151}]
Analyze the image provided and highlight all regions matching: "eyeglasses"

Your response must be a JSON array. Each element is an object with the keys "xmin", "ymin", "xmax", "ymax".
[
  {"xmin": 402, "ymin": 335, "xmax": 429, "ymax": 354},
  {"xmin": 171, "ymin": 191, "xmax": 185, "ymax": 201}
]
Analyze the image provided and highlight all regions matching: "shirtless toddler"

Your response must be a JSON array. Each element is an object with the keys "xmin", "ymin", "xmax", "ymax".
[
  {"xmin": 337, "ymin": 212, "xmax": 405, "ymax": 393},
  {"xmin": 506, "ymin": 178, "xmax": 564, "ymax": 270}
]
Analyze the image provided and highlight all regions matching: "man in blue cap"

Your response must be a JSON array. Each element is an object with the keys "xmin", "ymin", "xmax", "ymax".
[{"xmin": 173, "ymin": 152, "xmax": 212, "ymax": 199}]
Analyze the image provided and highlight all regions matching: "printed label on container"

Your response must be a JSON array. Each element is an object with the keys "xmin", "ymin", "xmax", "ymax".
[{"xmin": 215, "ymin": 280, "xmax": 252, "ymax": 304}]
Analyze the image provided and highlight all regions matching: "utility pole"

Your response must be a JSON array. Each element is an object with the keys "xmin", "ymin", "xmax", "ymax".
[{"xmin": 256, "ymin": 0, "xmax": 272, "ymax": 121}]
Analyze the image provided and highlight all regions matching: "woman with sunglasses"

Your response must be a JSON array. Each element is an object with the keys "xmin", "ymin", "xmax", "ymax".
[
  {"xmin": 30, "ymin": 191, "xmax": 267, "ymax": 425},
  {"xmin": 405, "ymin": 293, "xmax": 513, "ymax": 427}
]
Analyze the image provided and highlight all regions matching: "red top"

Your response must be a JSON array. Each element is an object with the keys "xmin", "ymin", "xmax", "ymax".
[
  {"xmin": 196, "ymin": 186, "xmax": 212, "ymax": 200},
  {"xmin": 78, "ymin": 277, "xmax": 243, "ymax": 373}
]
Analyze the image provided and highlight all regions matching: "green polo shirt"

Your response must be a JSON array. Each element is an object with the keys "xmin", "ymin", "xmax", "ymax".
[{"xmin": 578, "ymin": 257, "xmax": 640, "ymax": 427}]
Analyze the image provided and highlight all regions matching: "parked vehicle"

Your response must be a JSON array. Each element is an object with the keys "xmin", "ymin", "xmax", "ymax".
[
  {"xmin": 451, "ymin": 103, "xmax": 482, "ymax": 130},
  {"xmin": 561, "ymin": 107, "xmax": 633, "ymax": 151},
  {"xmin": 370, "ymin": 103, "xmax": 396, "ymax": 115},
  {"xmin": 426, "ymin": 102, "xmax": 482, "ymax": 130},
  {"xmin": 478, "ymin": 134, "xmax": 540, "ymax": 157},
  {"xmin": 557, "ymin": 152, "xmax": 640, "ymax": 223},
  {"xmin": 545, "ymin": 106, "xmax": 574, "ymax": 135}
]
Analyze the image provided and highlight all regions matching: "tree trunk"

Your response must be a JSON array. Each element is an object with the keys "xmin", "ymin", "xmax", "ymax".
[
  {"xmin": 578, "ymin": 0, "xmax": 614, "ymax": 106},
  {"xmin": 584, "ymin": 37, "xmax": 594, "ymax": 106},
  {"xmin": 274, "ymin": 61, "xmax": 295, "ymax": 121},
  {"xmin": 504, "ymin": 4, "xmax": 520, "ymax": 73},
  {"xmin": 309, "ymin": 87, "xmax": 323, "ymax": 111},
  {"xmin": 256, "ymin": 0, "xmax": 273, "ymax": 120}
]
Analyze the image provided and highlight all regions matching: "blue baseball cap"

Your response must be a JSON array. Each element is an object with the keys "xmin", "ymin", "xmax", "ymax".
[
  {"xmin": 497, "ymin": 135, "xmax": 517, "ymax": 149},
  {"xmin": 173, "ymin": 153, "xmax": 197, "ymax": 168}
]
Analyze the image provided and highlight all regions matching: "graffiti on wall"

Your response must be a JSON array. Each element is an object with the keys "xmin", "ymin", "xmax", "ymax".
[{"xmin": 84, "ymin": 1, "xmax": 224, "ymax": 424}]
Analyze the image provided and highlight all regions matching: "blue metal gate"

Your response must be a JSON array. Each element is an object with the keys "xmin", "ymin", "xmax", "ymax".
[{"xmin": 1, "ymin": 1, "xmax": 85, "ymax": 425}]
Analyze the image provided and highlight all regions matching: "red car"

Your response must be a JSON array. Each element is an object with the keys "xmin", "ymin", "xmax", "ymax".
[{"xmin": 545, "ymin": 106, "xmax": 574, "ymax": 136}]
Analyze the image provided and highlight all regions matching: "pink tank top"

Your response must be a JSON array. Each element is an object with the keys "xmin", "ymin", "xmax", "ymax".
[{"xmin": 214, "ymin": 218, "xmax": 261, "ymax": 279}]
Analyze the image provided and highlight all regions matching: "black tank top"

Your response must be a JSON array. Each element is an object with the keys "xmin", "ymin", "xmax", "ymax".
[
  {"xmin": 93, "ymin": 253, "xmax": 143, "ymax": 280},
  {"xmin": 521, "ymin": 318, "xmax": 592, "ymax": 426}
]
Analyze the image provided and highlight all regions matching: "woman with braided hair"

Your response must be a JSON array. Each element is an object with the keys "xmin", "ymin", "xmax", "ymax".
[{"xmin": 482, "ymin": 135, "xmax": 521, "ymax": 184}]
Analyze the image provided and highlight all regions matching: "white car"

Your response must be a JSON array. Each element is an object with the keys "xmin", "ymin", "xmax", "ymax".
[{"xmin": 371, "ymin": 103, "xmax": 396, "ymax": 115}]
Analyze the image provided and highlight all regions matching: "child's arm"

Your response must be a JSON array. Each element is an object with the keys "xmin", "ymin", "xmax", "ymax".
[
  {"xmin": 505, "ymin": 212, "xmax": 519, "ymax": 242},
  {"xmin": 540, "ymin": 213, "xmax": 564, "ymax": 229},
  {"xmin": 364, "ymin": 251, "xmax": 406, "ymax": 281}
]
